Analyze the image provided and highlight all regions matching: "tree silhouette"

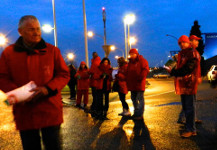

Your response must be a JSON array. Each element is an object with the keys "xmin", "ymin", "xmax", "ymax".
[{"xmin": 190, "ymin": 20, "xmax": 206, "ymax": 76}]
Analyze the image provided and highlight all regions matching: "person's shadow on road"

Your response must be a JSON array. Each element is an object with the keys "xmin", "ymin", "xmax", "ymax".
[{"xmin": 130, "ymin": 119, "xmax": 156, "ymax": 150}]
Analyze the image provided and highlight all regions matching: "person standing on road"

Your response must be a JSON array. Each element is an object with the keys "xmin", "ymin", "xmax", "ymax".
[
  {"xmin": 74, "ymin": 61, "xmax": 90, "ymax": 109},
  {"xmin": 165, "ymin": 35, "xmax": 201, "ymax": 138},
  {"xmin": 89, "ymin": 52, "xmax": 101, "ymax": 117},
  {"xmin": 126, "ymin": 48, "xmax": 149, "ymax": 120},
  {"xmin": 68, "ymin": 64, "xmax": 77, "ymax": 100},
  {"xmin": 115, "ymin": 57, "xmax": 131, "ymax": 116},
  {"xmin": 0, "ymin": 15, "xmax": 69, "ymax": 150},
  {"xmin": 94, "ymin": 57, "xmax": 113, "ymax": 119}
]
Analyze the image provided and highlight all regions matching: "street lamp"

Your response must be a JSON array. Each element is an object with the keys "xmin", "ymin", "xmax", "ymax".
[
  {"xmin": 166, "ymin": 34, "xmax": 178, "ymax": 40},
  {"xmin": 42, "ymin": 24, "xmax": 54, "ymax": 33},
  {"xmin": 124, "ymin": 14, "xmax": 136, "ymax": 59},
  {"xmin": 110, "ymin": 45, "xmax": 124, "ymax": 57},
  {"xmin": 166, "ymin": 34, "xmax": 180, "ymax": 57},
  {"xmin": 42, "ymin": 24, "xmax": 58, "ymax": 47},
  {"xmin": 67, "ymin": 52, "xmax": 75, "ymax": 65},
  {"xmin": 115, "ymin": 55, "xmax": 119, "ymax": 59},
  {"xmin": 87, "ymin": 31, "xmax": 104, "ymax": 39},
  {"xmin": 129, "ymin": 36, "xmax": 137, "ymax": 49},
  {"xmin": 0, "ymin": 34, "xmax": 7, "ymax": 46}
]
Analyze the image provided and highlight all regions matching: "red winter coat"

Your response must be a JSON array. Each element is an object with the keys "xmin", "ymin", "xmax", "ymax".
[
  {"xmin": 174, "ymin": 48, "xmax": 200, "ymax": 95},
  {"xmin": 93, "ymin": 64, "xmax": 113, "ymax": 90},
  {"xmin": 116, "ymin": 63, "xmax": 128, "ymax": 94},
  {"xmin": 75, "ymin": 68, "xmax": 90, "ymax": 90},
  {"xmin": 89, "ymin": 56, "xmax": 101, "ymax": 87},
  {"xmin": 0, "ymin": 37, "xmax": 70, "ymax": 130},
  {"xmin": 126, "ymin": 55, "xmax": 149, "ymax": 91}
]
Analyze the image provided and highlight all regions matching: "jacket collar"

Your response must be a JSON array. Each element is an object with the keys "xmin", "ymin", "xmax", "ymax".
[{"xmin": 14, "ymin": 36, "xmax": 47, "ymax": 55}]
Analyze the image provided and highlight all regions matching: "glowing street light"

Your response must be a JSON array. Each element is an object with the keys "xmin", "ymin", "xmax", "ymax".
[
  {"xmin": 67, "ymin": 53, "xmax": 75, "ymax": 61},
  {"xmin": 124, "ymin": 14, "xmax": 136, "ymax": 25},
  {"xmin": 87, "ymin": 31, "xmax": 104, "ymax": 39},
  {"xmin": 87, "ymin": 31, "xmax": 94, "ymax": 37},
  {"xmin": 0, "ymin": 34, "xmax": 7, "ymax": 46},
  {"xmin": 109, "ymin": 45, "xmax": 124, "ymax": 57},
  {"xmin": 115, "ymin": 55, "xmax": 119, "ymax": 59},
  {"xmin": 42, "ymin": 24, "xmax": 54, "ymax": 33},
  {"xmin": 110, "ymin": 45, "xmax": 116, "ymax": 51},
  {"xmin": 129, "ymin": 36, "xmax": 137, "ymax": 49}
]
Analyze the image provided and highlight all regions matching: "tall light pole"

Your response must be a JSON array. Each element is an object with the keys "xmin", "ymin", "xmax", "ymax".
[
  {"xmin": 124, "ymin": 21, "xmax": 127, "ymax": 59},
  {"xmin": 102, "ymin": 7, "xmax": 106, "ymax": 45},
  {"xmin": 52, "ymin": 0, "xmax": 58, "ymax": 47},
  {"xmin": 82, "ymin": 0, "xmax": 89, "ymax": 67},
  {"xmin": 124, "ymin": 14, "xmax": 135, "ymax": 59}
]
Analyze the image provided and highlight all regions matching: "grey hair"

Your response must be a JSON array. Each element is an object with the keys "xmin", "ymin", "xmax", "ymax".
[{"xmin": 18, "ymin": 15, "xmax": 39, "ymax": 29}]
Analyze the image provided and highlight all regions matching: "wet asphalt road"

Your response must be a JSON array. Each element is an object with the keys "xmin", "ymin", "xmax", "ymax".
[{"xmin": 1, "ymin": 78, "xmax": 217, "ymax": 150}]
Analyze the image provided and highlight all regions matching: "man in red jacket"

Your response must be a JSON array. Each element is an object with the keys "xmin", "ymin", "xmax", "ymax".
[
  {"xmin": 165, "ymin": 35, "xmax": 200, "ymax": 138},
  {"xmin": 89, "ymin": 52, "xmax": 101, "ymax": 116},
  {"xmin": 126, "ymin": 48, "xmax": 149, "ymax": 120},
  {"xmin": 0, "ymin": 15, "xmax": 69, "ymax": 149}
]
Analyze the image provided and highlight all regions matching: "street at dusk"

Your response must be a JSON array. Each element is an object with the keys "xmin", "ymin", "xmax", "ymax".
[{"xmin": 1, "ymin": 78, "xmax": 217, "ymax": 150}]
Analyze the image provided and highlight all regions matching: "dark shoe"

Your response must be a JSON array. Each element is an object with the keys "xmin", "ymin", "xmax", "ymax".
[
  {"xmin": 177, "ymin": 120, "xmax": 185, "ymax": 124},
  {"xmin": 70, "ymin": 97, "xmax": 76, "ymax": 100},
  {"xmin": 195, "ymin": 120, "xmax": 202, "ymax": 124},
  {"xmin": 75, "ymin": 104, "xmax": 81, "ymax": 108}
]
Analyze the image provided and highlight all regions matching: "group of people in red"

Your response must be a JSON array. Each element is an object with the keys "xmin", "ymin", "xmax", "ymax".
[
  {"xmin": 72, "ymin": 49, "xmax": 149, "ymax": 121},
  {"xmin": 0, "ymin": 14, "xmax": 203, "ymax": 150}
]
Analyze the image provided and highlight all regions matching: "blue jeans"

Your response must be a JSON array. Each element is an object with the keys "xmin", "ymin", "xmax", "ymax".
[
  {"xmin": 181, "ymin": 95, "xmax": 196, "ymax": 132},
  {"xmin": 131, "ymin": 91, "xmax": 145, "ymax": 117}
]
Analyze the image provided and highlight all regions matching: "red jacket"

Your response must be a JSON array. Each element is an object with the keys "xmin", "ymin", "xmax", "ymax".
[
  {"xmin": 93, "ymin": 64, "xmax": 113, "ymax": 90},
  {"xmin": 116, "ymin": 63, "xmax": 128, "ymax": 94},
  {"xmin": 126, "ymin": 55, "xmax": 149, "ymax": 91},
  {"xmin": 174, "ymin": 48, "xmax": 200, "ymax": 95},
  {"xmin": 89, "ymin": 56, "xmax": 101, "ymax": 87},
  {"xmin": 75, "ymin": 68, "xmax": 90, "ymax": 90},
  {"xmin": 0, "ymin": 37, "xmax": 70, "ymax": 130}
]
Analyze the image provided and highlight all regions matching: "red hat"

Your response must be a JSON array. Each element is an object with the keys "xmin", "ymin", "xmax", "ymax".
[
  {"xmin": 80, "ymin": 61, "xmax": 86, "ymax": 65},
  {"xmin": 189, "ymin": 35, "xmax": 201, "ymax": 41},
  {"xmin": 178, "ymin": 35, "xmax": 190, "ymax": 45},
  {"xmin": 129, "ymin": 48, "xmax": 138, "ymax": 54}
]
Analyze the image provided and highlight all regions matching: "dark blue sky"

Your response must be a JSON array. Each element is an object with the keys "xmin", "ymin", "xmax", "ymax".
[{"xmin": 0, "ymin": 0, "xmax": 217, "ymax": 67}]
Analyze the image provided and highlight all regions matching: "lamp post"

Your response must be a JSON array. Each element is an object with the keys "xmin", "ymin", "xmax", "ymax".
[
  {"xmin": 102, "ymin": 7, "xmax": 106, "ymax": 45},
  {"xmin": 52, "ymin": 0, "xmax": 58, "ymax": 47},
  {"xmin": 124, "ymin": 14, "xmax": 135, "ymax": 59},
  {"xmin": 82, "ymin": 0, "xmax": 89, "ymax": 67},
  {"xmin": 166, "ymin": 34, "xmax": 180, "ymax": 57}
]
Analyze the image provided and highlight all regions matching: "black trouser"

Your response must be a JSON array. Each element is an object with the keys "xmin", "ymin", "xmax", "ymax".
[
  {"xmin": 118, "ymin": 92, "xmax": 129, "ymax": 110},
  {"xmin": 20, "ymin": 125, "xmax": 62, "ymax": 150},
  {"xmin": 96, "ymin": 90, "xmax": 109, "ymax": 112},
  {"xmin": 91, "ymin": 87, "xmax": 97, "ymax": 110},
  {"xmin": 69, "ymin": 84, "xmax": 76, "ymax": 98}
]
